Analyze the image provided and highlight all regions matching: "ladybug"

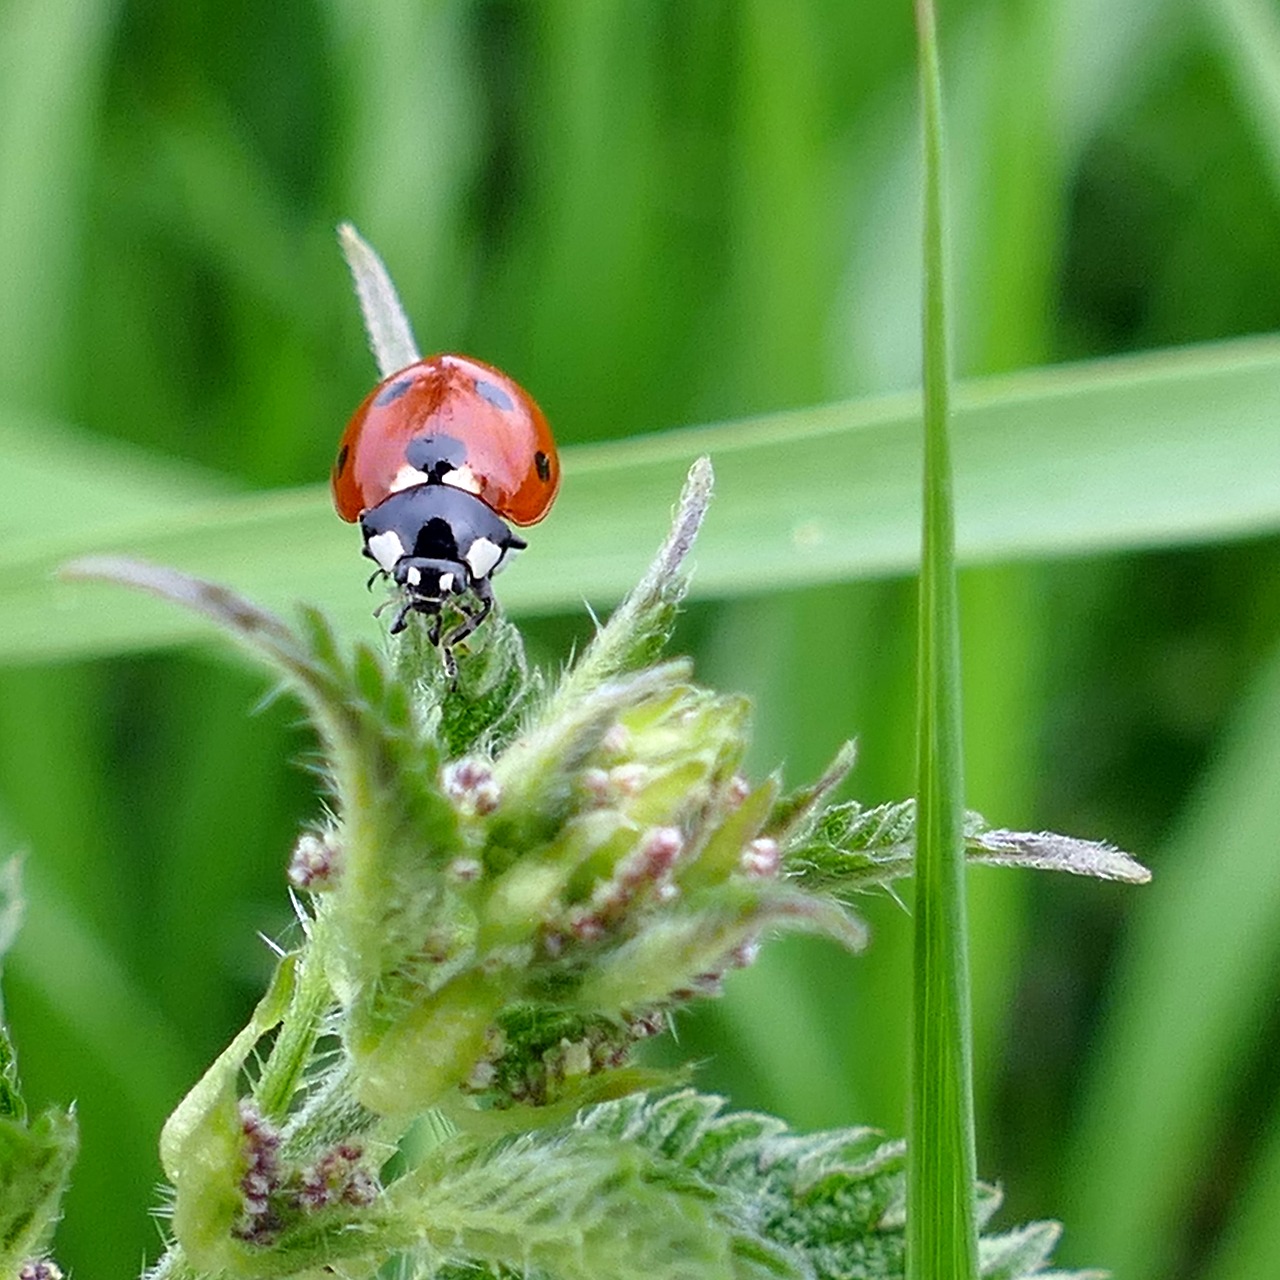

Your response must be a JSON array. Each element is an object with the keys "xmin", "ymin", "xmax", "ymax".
[{"xmin": 332, "ymin": 353, "xmax": 559, "ymax": 656}]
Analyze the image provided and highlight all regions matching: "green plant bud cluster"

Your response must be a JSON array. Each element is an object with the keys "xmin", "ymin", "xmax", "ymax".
[{"xmin": 315, "ymin": 517, "xmax": 864, "ymax": 1120}]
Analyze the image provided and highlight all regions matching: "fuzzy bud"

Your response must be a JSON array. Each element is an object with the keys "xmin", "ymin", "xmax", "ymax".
[
  {"xmin": 20, "ymin": 1262, "xmax": 64, "ymax": 1280},
  {"xmin": 288, "ymin": 830, "xmax": 339, "ymax": 890},
  {"xmin": 234, "ymin": 1102, "xmax": 283, "ymax": 1240},
  {"xmin": 446, "ymin": 856, "xmax": 483, "ymax": 883},
  {"xmin": 608, "ymin": 763, "xmax": 650, "ymax": 797},
  {"xmin": 444, "ymin": 758, "xmax": 501, "ymax": 814},
  {"xmin": 740, "ymin": 837, "xmax": 781, "ymax": 878},
  {"xmin": 581, "ymin": 767, "xmax": 612, "ymax": 806},
  {"xmin": 296, "ymin": 1140, "xmax": 378, "ymax": 1213}
]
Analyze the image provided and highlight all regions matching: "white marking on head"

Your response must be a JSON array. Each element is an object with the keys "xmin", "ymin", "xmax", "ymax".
[
  {"xmin": 366, "ymin": 530, "xmax": 406, "ymax": 572},
  {"xmin": 389, "ymin": 463, "xmax": 431, "ymax": 494},
  {"xmin": 406, "ymin": 566, "xmax": 422, "ymax": 586},
  {"xmin": 441, "ymin": 464, "xmax": 481, "ymax": 495},
  {"xmin": 439, "ymin": 572, "xmax": 455, "ymax": 593},
  {"xmin": 466, "ymin": 537, "xmax": 504, "ymax": 580}
]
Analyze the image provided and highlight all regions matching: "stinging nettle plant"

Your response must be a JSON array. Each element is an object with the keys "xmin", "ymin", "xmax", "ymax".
[{"xmin": 0, "ymin": 226, "xmax": 1149, "ymax": 1280}]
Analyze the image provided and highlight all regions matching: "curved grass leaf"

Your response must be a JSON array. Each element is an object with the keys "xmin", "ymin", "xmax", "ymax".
[
  {"xmin": 0, "ymin": 335, "xmax": 1279, "ymax": 663},
  {"xmin": 1062, "ymin": 637, "xmax": 1280, "ymax": 1280}
]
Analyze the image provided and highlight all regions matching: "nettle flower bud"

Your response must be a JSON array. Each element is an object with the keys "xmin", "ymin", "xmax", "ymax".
[
  {"xmin": 19, "ymin": 1262, "xmax": 64, "ymax": 1280},
  {"xmin": 443, "ymin": 758, "xmax": 502, "ymax": 815},
  {"xmin": 288, "ymin": 829, "xmax": 340, "ymax": 891}
]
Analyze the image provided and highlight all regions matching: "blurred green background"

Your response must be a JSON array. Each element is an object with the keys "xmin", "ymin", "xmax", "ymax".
[{"xmin": 2, "ymin": 1, "xmax": 1280, "ymax": 1277}]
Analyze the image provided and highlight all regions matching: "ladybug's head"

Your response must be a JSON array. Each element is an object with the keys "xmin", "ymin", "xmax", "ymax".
[
  {"xmin": 359, "ymin": 481, "xmax": 526, "ymax": 630},
  {"xmin": 390, "ymin": 554, "xmax": 471, "ymax": 605}
]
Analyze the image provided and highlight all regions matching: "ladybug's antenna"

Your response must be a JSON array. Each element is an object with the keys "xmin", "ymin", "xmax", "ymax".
[{"xmin": 338, "ymin": 223, "xmax": 421, "ymax": 377}]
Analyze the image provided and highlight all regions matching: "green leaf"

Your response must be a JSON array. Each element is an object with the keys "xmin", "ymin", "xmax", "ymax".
[
  {"xmin": 398, "ymin": 1123, "xmax": 739, "ymax": 1280},
  {"xmin": 0, "ymin": 859, "xmax": 78, "ymax": 1273},
  {"xmin": 4, "ymin": 334, "xmax": 1280, "ymax": 664},
  {"xmin": 785, "ymin": 800, "xmax": 1150, "ymax": 891},
  {"xmin": 160, "ymin": 953, "xmax": 296, "ymax": 1181},
  {"xmin": 0, "ymin": 1106, "xmax": 78, "ymax": 1274},
  {"xmin": 546, "ymin": 456, "xmax": 714, "ymax": 711},
  {"xmin": 569, "ymin": 1091, "xmax": 1081, "ymax": 1280}
]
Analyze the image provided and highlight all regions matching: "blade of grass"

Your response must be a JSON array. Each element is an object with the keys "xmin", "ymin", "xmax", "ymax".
[
  {"xmin": 0, "ymin": 410, "xmax": 226, "ymax": 539},
  {"xmin": 1207, "ymin": 0, "xmax": 1280, "ymax": 199},
  {"xmin": 1201, "ymin": 1086, "xmax": 1280, "ymax": 1280},
  {"xmin": 323, "ymin": 0, "xmax": 478, "ymax": 351},
  {"xmin": 907, "ymin": 2, "xmax": 978, "ymax": 1277},
  {"xmin": 0, "ymin": 0, "xmax": 116, "ymax": 410},
  {"xmin": 2, "ymin": 333, "xmax": 1280, "ymax": 663},
  {"xmin": 1060, "ymin": 637, "xmax": 1280, "ymax": 1280}
]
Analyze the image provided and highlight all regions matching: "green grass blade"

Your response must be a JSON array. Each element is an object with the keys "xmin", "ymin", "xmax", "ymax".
[
  {"xmin": 1061, "ymin": 638, "xmax": 1280, "ymax": 1280},
  {"xmin": 0, "ymin": 411, "xmax": 226, "ymax": 540},
  {"xmin": 1201, "ymin": 1089, "xmax": 1280, "ymax": 1280},
  {"xmin": 907, "ymin": 3, "xmax": 978, "ymax": 1277},
  {"xmin": 0, "ymin": 0, "xmax": 116, "ymax": 409},
  {"xmin": 1208, "ymin": 0, "xmax": 1280, "ymax": 196},
  {"xmin": 2, "ymin": 333, "xmax": 1280, "ymax": 663}
]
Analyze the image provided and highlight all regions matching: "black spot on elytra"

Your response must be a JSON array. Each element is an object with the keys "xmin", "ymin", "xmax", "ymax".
[
  {"xmin": 535, "ymin": 450, "xmax": 551, "ymax": 482},
  {"xmin": 375, "ymin": 377, "xmax": 414, "ymax": 407},
  {"xmin": 335, "ymin": 443, "xmax": 349, "ymax": 476},
  {"xmin": 474, "ymin": 378, "xmax": 515, "ymax": 412}
]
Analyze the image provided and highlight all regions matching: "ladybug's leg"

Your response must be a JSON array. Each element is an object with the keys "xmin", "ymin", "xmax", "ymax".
[
  {"xmin": 389, "ymin": 599, "xmax": 415, "ymax": 635},
  {"xmin": 426, "ymin": 609, "xmax": 444, "ymax": 648},
  {"xmin": 366, "ymin": 568, "xmax": 387, "ymax": 592},
  {"xmin": 442, "ymin": 580, "xmax": 494, "ymax": 651},
  {"xmin": 440, "ymin": 644, "xmax": 459, "ymax": 684},
  {"xmin": 437, "ymin": 581, "xmax": 494, "ymax": 685}
]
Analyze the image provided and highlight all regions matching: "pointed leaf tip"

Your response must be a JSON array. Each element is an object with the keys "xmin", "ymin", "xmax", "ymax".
[
  {"xmin": 971, "ymin": 829, "xmax": 1151, "ymax": 883},
  {"xmin": 338, "ymin": 222, "xmax": 421, "ymax": 377},
  {"xmin": 61, "ymin": 556, "xmax": 292, "ymax": 643}
]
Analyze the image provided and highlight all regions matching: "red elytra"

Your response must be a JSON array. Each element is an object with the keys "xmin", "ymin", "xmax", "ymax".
[{"xmin": 332, "ymin": 353, "xmax": 560, "ymax": 526}]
